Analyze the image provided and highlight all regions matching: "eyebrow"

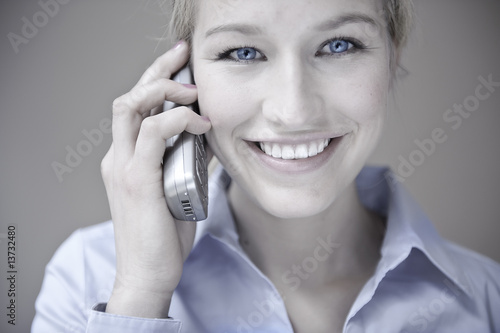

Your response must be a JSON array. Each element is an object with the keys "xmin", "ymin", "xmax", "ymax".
[
  {"xmin": 204, "ymin": 13, "xmax": 379, "ymax": 39},
  {"xmin": 315, "ymin": 13, "xmax": 379, "ymax": 31},
  {"xmin": 205, "ymin": 23, "xmax": 263, "ymax": 38}
]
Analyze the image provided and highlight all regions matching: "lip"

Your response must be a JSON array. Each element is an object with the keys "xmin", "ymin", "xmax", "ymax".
[
  {"xmin": 247, "ymin": 132, "xmax": 346, "ymax": 145},
  {"xmin": 244, "ymin": 134, "xmax": 348, "ymax": 174}
]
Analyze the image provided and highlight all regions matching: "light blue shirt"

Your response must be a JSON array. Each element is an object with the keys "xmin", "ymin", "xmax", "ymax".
[{"xmin": 32, "ymin": 166, "xmax": 500, "ymax": 332}]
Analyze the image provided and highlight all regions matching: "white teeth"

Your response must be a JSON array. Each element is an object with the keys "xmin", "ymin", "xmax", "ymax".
[
  {"xmin": 317, "ymin": 139, "xmax": 326, "ymax": 153},
  {"xmin": 295, "ymin": 144, "xmax": 309, "ymax": 159},
  {"xmin": 264, "ymin": 143, "xmax": 272, "ymax": 155},
  {"xmin": 259, "ymin": 139, "xmax": 331, "ymax": 160},
  {"xmin": 281, "ymin": 145, "xmax": 295, "ymax": 160},
  {"xmin": 308, "ymin": 142, "xmax": 318, "ymax": 157},
  {"xmin": 271, "ymin": 144, "xmax": 282, "ymax": 158}
]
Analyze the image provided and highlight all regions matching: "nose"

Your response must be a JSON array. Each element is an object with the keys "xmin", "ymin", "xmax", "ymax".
[{"xmin": 261, "ymin": 57, "xmax": 324, "ymax": 130}]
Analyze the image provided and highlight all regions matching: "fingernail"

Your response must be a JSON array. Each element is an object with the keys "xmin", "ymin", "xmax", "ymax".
[
  {"xmin": 173, "ymin": 40, "xmax": 184, "ymax": 50},
  {"xmin": 200, "ymin": 116, "xmax": 210, "ymax": 122},
  {"xmin": 182, "ymin": 83, "xmax": 197, "ymax": 89}
]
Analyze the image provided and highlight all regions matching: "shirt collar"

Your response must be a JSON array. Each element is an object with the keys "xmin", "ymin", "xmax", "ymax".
[
  {"xmin": 356, "ymin": 166, "xmax": 472, "ymax": 297},
  {"xmin": 194, "ymin": 164, "xmax": 472, "ymax": 297}
]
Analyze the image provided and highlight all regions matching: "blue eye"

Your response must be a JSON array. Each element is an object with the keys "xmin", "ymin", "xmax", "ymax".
[
  {"xmin": 217, "ymin": 46, "xmax": 265, "ymax": 62},
  {"xmin": 316, "ymin": 37, "xmax": 363, "ymax": 57},
  {"xmin": 235, "ymin": 47, "xmax": 257, "ymax": 60},
  {"xmin": 328, "ymin": 39, "xmax": 352, "ymax": 53}
]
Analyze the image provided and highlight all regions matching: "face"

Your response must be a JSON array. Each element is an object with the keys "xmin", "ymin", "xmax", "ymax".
[{"xmin": 192, "ymin": 0, "xmax": 392, "ymax": 219}]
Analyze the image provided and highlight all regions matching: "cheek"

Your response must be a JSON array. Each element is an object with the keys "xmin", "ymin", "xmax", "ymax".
[
  {"xmin": 195, "ymin": 71, "xmax": 256, "ymax": 167},
  {"xmin": 197, "ymin": 86, "xmax": 229, "ymax": 159},
  {"xmin": 196, "ymin": 72, "xmax": 250, "ymax": 129},
  {"xmin": 337, "ymin": 69, "xmax": 389, "ymax": 126}
]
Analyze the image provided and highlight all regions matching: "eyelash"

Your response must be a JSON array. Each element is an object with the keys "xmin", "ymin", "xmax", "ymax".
[
  {"xmin": 216, "ymin": 45, "xmax": 266, "ymax": 63},
  {"xmin": 215, "ymin": 36, "xmax": 368, "ymax": 62},
  {"xmin": 317, "ymin": 36, "xmax": 367, "ymax": 57}
]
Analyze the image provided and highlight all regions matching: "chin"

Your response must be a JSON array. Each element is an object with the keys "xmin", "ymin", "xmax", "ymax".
[{"xmin": 252, "ymin": 185, "xmax": 341, "ymax": 221}]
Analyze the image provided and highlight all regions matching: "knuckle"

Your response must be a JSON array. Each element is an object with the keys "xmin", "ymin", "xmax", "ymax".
[
  {"xmin": 100, "ymin": 154, "xmax": 112, "ymax": 179},
  {"xmin": 142, "ymin": 67, "xmax": 157, "ymax": 83},
  {"xmin": 177, "ymin": 107, "xmax": 192, "ymax": 122},
  {"xmin": 139, "ymin": 116, "xmax": 159, "ymax": 135},
  {"xmin": 112, "ymin": 95, "xmax": 132, "ymax": 117},
  {"xmin": 130, "ymin": 85, "xmax": 149, "ymax": 103},
  {"xmin": 157, "ymin": 77, "xmax": 171, "ymax": 90}
]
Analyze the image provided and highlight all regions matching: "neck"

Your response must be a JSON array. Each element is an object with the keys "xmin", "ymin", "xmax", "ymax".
[{"xmin": 228, "ymin": 180, "xmax": 385, "ymax": 293}]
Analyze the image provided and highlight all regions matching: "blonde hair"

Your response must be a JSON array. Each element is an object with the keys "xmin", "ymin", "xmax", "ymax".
[
  {"xmin": 384, "ymin": 0, "xmax": 414, "ymax": 50},
  {"xmin": 169, "ymin": 0, "xmax": 414, "ymax": 53},
  {"xmin": 169, "ymin": 0, "xmax": 197, "ymax": 46}
]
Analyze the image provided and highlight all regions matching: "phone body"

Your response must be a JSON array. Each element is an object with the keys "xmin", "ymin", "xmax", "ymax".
[{"xmin": 162, "ymin": 66, "xmax": 208, "ymax": 221}]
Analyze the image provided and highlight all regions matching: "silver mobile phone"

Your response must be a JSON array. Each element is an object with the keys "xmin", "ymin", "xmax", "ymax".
[{"xmin": 162, "ymin": 66, "xmax": 208, "ymax": 221}]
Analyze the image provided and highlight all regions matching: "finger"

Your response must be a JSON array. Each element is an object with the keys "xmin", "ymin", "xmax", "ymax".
[
  {"xmin": 135, "ymin": 41, "xmax": 190, "ymax": 87},
  {"xmin": 101, "ymin": 143, "xmax": 115, "ymax": 214},
  {"xmin": 101, "ymin": 143, "xmax": 114, "ymax": 188},
  {"xmin": 112, "ymin": 79, "xmax": 198, "ymax": 164},
  {"xmin": 132, "ymin": 108, "xmax": 211, "ymax": 173}
]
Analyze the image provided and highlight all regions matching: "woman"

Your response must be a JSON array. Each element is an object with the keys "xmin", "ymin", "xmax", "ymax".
[{"xmin": 32, "ymin": 0, "xmax": 500, "ymax": 332}]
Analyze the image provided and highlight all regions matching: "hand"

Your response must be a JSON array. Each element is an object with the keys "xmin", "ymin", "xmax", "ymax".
[{"xmin": 101, "ymin": 41, "xmax": 211, "ymax": 318}]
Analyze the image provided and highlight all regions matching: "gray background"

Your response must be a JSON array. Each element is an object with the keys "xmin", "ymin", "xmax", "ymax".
[{"xmin": 0, "ymin": 1, "xmax": 499, "ymax": 332}]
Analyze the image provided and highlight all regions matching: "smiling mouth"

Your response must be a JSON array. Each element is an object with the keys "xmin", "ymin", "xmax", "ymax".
[{"xmin": 257, "ymin": 139, "xmax": 332, "ymax": 160}]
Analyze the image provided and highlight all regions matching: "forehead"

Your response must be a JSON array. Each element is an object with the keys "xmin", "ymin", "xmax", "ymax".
[{"xmin": 194, "ymin": 0, "xmax": 385, "ymax": 35}]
